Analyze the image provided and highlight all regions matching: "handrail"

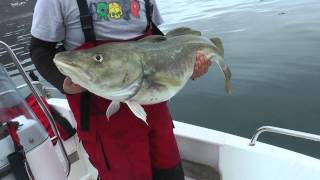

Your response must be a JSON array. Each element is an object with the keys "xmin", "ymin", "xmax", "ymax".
[
  {"xmin": 0, "ymin": 90, "xmax": 16, "ymax": 96},
  {"xmin": 16, "ymin": 81, "xmax": 41, "ymax": 89},
  {"xmin": 16, "ymin": 81, "xmax": 54, "ymax": 99},
  {"xmin": 0, "ymin": 41, "xmax": 71, "ymax": 176},
  {"xmin": 249, "ymin": 126, "xmax": 320, "ymax": 146}
]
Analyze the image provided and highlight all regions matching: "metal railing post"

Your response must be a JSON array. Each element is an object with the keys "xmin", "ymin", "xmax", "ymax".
[{"xmin": 0, "ymin": 41, "xmax": 71, "ymax": 176}]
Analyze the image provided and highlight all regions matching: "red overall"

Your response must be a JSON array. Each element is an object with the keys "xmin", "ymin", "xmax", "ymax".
[{"xmin": 66, "ymin": 28, "xmax": 181, "ymax": 179}]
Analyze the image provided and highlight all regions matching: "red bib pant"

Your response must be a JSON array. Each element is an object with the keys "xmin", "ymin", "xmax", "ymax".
[{"xmin": 66, "ymin": 31, "xmax": 183, "ymax": 180}]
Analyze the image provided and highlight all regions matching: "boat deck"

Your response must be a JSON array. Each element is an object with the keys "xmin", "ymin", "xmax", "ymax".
[{"xmin": 182, "ymin": 159, "xmax": 221, "ymax": 180}]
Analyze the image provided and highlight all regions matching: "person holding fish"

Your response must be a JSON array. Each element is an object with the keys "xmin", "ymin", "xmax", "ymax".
[{"xmin": 29, "ymin": 0, "xmax": 214, "ymax": 179}]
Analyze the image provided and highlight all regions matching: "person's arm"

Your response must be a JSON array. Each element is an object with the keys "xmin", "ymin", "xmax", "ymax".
[
  {"xmin": 29, "ymin": 36, "xmax": 66, "ymax": 92},
  {"xmin": 30, "ymin": 37, "xmax": 86, "ymax": 94}
]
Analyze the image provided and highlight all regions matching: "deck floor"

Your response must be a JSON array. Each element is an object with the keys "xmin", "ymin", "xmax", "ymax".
[{"xmin": 182, "ymin": 159, "xmax": 221, "ymax": 180}]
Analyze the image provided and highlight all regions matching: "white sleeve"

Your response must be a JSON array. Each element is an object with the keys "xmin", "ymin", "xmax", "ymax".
[
  {"xmin": 152, "ymin": 0, "xmax": 164, "ymax": 25},
  {"xmin": 31, "ymin": 0, "xmax": 65, "ymax": 42}
]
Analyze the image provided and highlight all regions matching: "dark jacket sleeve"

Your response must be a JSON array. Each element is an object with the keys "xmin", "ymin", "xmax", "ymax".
[{"xmin": 29, "ymin": 36, "xmax": 66, "ymax": 93}]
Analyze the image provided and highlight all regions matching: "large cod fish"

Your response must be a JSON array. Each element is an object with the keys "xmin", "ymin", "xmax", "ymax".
[{"xmin": 54, "ymin": 27, "xmax": 231, "ymax": 123}]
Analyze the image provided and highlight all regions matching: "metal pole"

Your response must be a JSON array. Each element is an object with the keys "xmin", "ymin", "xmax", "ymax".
[
  {"xmin": 249, "ymin": 126, "xmax": 320, "ymax": 146},
  {"xmin": 0, "ymin": 41, "xmax": 71, "ymax": 176}
]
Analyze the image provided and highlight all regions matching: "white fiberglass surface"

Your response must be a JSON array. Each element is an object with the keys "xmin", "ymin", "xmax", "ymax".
[
  {"xmin": 49, "ymin": 99, "xmax": 320, "ymax": 180},
  {"xmin": 219, "ymin": 143, "xmax": 320, "ymax": 180},
  {"xmin": 174, "ymin": 121, "xmax": 320, "ymax": 180}
]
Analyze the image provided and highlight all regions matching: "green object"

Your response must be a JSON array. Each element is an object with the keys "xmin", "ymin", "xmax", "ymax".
[{"xmin": 96, "ymin": 2, "xmax": 109, "ymax": 21}]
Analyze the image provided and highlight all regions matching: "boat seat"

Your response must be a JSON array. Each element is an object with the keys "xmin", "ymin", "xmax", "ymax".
[{"xmin": 182, "ymin": 159, "xmax": 221, "ymax": 180}]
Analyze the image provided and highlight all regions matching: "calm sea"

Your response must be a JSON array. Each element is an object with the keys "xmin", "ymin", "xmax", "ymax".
[
  {"xmin": 0, "ymin": 0, "xmax": 320, "ymax": 158},
  {"xmin": 158, "ymin": 0, "xmax": 320, "ymax": 159}
]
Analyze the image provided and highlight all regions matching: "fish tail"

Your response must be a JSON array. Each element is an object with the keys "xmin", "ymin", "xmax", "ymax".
[
  {"xmin": 209, "ymin": 55, "xmax": 232, "ymax": 95},
  {"xmin": 217, "ymin": 60, "xmax": 232, "ymax": 95},
  {"xmin": 224, "ymin": 66, "xmax": 232, "ymax": 95}
]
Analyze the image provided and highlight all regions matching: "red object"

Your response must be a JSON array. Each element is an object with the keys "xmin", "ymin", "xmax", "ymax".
[
  {"xmin": 130, "ymin": 0, "xmax": 141, "ymax": 17},
  {"xmin": 26, "ymin": 95, "xmax": 55, "ymax": 138},
  {"xmin": 26, "ymin": 95, "xmax": 71, "ymax": 141},
  {"xmin": 0, "ymin": 104, "xmax": 29, "ymax": 123},
  {"xmin": 0, "ymin": 95, "xmax": 72, "ymax": 141},
  {"xmin": 7, "ymin": 122, "xmax": 21, "ymax": 149},
  {"xmin": 67, "ymin": 27, "xmax": 181, "ymax": 179}
]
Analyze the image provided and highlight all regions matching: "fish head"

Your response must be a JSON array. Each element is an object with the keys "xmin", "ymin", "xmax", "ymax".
[{"xmin": 53, "ymin": 48, "xmax": 143, "ymax": 97}]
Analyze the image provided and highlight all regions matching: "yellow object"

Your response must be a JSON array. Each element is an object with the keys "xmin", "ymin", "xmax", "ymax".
[{"xmin": 109, "ymin": 2, "xmax": 122, "ymax": 19}]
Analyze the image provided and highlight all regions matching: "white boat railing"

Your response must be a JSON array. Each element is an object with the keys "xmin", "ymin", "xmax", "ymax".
[
  {"xmin": 0, "ymin": 41, "xmax": 71, "ymax": 176},
  {"xmin": 16, "ymin": 81, "xmax": 55, "ymax": 99},
  {"xmin": 249, "ymin": 126, "xmax": 320, "ymax": 146}
]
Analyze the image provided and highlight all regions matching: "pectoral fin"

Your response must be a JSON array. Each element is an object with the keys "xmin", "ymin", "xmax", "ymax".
[
  {"xmin": 125, "ymin": 101, "xmax": 147, "ymax": 124},
  {"xmin": 106, "ymin": 101, "xmax": 121, "ymax": 119},
  {"xmin": 106, "ymin": 64, "xmax": 144, "ymax": 101}
]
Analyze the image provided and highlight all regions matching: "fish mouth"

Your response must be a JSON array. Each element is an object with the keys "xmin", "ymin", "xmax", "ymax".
[{"xmin": 54, "ymin": 60, "xmax": 93, "ymax": 81}]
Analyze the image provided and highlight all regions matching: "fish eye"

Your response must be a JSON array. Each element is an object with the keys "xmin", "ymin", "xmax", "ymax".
[{"xmin": 93, "ymin": 54, "xmax": 104, "ymax": 63}]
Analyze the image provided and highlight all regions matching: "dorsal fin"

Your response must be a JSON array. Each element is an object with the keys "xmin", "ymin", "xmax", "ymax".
[
  {"xmin": 138, "ymin": 35, "xmax": 167, "ymax": 42},
  {"xmin": 210, "ymin": 37, "xmax": 224, "ymax": 55},
  {"xmin": 166, "ymin": 27, "xmax": 201, "ymax": 37}
]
